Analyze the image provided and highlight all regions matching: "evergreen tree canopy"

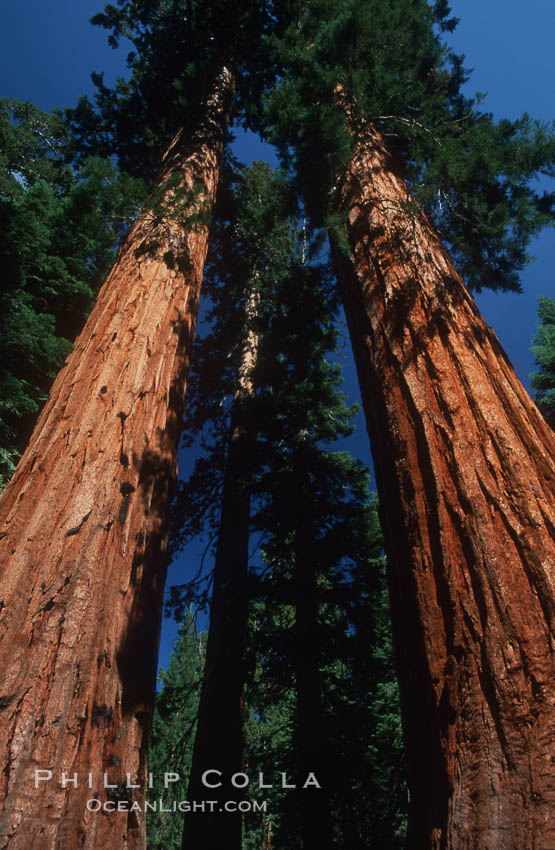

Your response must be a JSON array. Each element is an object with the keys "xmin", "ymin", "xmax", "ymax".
[
  {"xmin": 262, "ymin": 0, "xmax": 555, "ymax": 292},
  {"xmin": 0, "ymin": 99, "xmax": 73, "ymax": 191},
  {"xmin": 531, "ymin": 294, "xmax": 555, "ymax": 428},
  {"xmin": 66, "ymin": 0, "xmax": 277, "ymax": 178},
  {"xmin": 67, "ymin": 1, "xmax": 555, "ymax": 294}
]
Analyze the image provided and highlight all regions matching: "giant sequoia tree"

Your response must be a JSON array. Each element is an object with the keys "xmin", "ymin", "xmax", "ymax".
[
  {"xmin": 333, "ymin": 117, "xmax": 555, "ymax": 850},
  {"xmin": 0, "ymin": 4, "xmax": 245, "ymax": 846},
  {"xmin": 264, "ymin": 2, "xmax": 555, "ymax": 847},
  {"xmin": 0, "ymin": 70, "xmax": 232, "ymax": 850},
  {"xmin": 0, "ymin": 99, "xmax": 145, "ymax": 487},
  {"xmin": 1, "ymin": 2, "xmax": 554, "ymax": 848}
]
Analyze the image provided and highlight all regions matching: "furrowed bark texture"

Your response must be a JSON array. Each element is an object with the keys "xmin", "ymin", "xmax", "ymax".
[
  {"xmin": 0, "ymin": 68, "xmax": 233, "ymax": 850},
  {"xmin": 331, "ymin": 124, "xmax": 555, "ymax": 850},
  {"xmin": 182, "ymin": 292, "xmax": 258, "ymax": 850}
]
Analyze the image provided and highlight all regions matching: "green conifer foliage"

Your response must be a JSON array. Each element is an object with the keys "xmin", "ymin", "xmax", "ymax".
[
  {"xmin": 263, "ymin": 0, "xmax": 555, "ymax": 292},
  {"xmin": 531, "ymin": 294, "xmax": 555, "ymax": 427},
  {"xmin": 147, "ymin": 611, "xmax": 206, "ymax": 850},
  {"xmin": 67, "ymin": 0, "xmax": 276, "ymax": 177}
]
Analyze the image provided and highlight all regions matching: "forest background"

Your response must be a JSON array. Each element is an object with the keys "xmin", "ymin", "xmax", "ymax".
[{"xmin": 1, "ymin": 0, "xmax": 553, "ymax": 667}]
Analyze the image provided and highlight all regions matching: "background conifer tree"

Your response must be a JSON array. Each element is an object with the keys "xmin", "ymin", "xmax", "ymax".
[
  {"xmin": 147, "ymin": 610, "xmax": 206, "ymax": 850},
  {"xmin": 164, "ymin": 163, "xmax": 407, "ymax": 850},
  {"xmin": 531, "ymin": 294, "xmax": 555, "ymax": 427}
]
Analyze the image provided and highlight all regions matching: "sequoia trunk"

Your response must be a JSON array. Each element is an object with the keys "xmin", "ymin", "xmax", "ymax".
[
  {"xmin": 331, "ymin": 123, "xmax": 555, "ymax": 849},
  {"xmin": 182, "ymin": 293, "xmax": 258, "ymax": 850},
  {"xmin": 0, "ymin": 68, "xmax": 233, "ymax": 850}
]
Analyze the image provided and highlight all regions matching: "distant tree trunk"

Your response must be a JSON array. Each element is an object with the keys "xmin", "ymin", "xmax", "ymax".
[
  {"xmin": 331, "ymin": 121, "xmax": 555, "ymax": 850},
  {"xmin": 0, "ymin": 67, "xmax": 233, "ymax": 850},
  {"xmin": 294, "ymin": 500, "xmax": 334, "ymax": 850},
  {"xmin": 182, "ymin": 292, "xmax": 258, "ymax": 850}
]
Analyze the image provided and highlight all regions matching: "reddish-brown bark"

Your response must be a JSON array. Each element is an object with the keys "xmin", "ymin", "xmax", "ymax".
[
  {"xmin": 0, "ymin": 68, "xmax": 233, "ymax": 850},
  {"xmin": 331, "ymin": 123, "xmax": 555, "ymax": 849}
]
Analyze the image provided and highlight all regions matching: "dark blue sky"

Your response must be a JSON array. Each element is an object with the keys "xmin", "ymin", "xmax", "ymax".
[
  {"xmin": 446, "ymin": 1, "xmax": 555, "ymax": 396},
  {"xmin": 1, "ymin": 1, "xmax": 553, "ymax": 668}
]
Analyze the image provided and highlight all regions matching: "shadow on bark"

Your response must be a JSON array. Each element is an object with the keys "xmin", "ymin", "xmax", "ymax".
[{"xmin": 116, "ymin": 307, "xmax": 198, "ymax": 723}]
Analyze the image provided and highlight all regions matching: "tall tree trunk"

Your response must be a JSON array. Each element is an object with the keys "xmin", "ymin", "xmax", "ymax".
[
  {"xmin": 182, "ymin": 292, "xmax": 258, "ymax": 850},
  {"xmin": 294, "ymin": 502, "xmax": 334, "ymax": 850},
  {"xmin": 330, "ymin": 122, "xmax": 555, "ymax": 850},
  {"xmin": 0, "ymin": 67, "xmax": 233, "ymax": 850}
]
